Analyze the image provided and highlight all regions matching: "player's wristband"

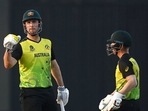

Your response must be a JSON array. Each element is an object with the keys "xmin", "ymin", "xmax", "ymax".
[{"xmin": 58, "ymin": 86, "xmax": 65, "ymax": 91}]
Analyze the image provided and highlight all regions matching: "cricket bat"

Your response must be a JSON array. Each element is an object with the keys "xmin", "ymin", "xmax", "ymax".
[{"xmin": 59, "ymin": 100, "xmax": 65, "ymax": 111}]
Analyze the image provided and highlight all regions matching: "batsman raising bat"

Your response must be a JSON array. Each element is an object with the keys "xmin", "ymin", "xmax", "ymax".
[
  {"xmin": 99, "ymin": 30, "xmax": 140, "ymax": 111},
  {"xmin": 3, "ymin": 9, "xmax": 69, "ymax": 111}
]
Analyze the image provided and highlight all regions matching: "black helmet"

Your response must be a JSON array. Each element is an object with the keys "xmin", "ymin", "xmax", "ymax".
[
  {"xmin": 106, "ymin": 30, "xmax": 132, "ymax": 56},
  {"xmin": 22, "ymin": 9, "xmax": 42, "ymax": 22},
  {"xmin": 107, "ymin": 30, "xmax": 132, "ymax": 47}
]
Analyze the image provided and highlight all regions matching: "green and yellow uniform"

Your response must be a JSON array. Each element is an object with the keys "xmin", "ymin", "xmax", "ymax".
[
  {"xmin": 115, "ymin": 53, "xmax": 140, "ymax": 100},
  {"xmin": 12, "ymin": 37, "xmax": 55, "ymax": 88},
  {"xmin": 12, "ymin": 37, "xmax": 58, "ymax": 111}
]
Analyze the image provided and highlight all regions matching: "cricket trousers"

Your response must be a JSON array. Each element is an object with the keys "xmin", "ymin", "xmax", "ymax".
[
  {"xmin": 117, "ymin": 99, "xmax": 140, "ymax": 111},
  {"xmin": 19, "ymin": 86, "xmax": 58, "ymax": 111}
]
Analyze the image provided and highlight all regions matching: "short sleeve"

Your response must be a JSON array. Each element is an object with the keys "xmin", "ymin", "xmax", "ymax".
[{"xmin": 11, "ymin": 44, "xmax": 22, "ymax": 60}]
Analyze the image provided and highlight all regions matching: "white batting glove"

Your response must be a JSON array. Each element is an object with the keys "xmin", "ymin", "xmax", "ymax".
[
  {"xmin": 104, "ymin": 92, "xmax": 125, "ymax": 111},
  {"xmin": 3, "ymin": 34, "xmax": 21, "ymax": 50},
  {"xmin": 57, "ymin": 86, "xmax": 69, "ymax": 106},
  {"xmin": 99, "ymin": 94, "xmax": 113, "ymax": 111}
]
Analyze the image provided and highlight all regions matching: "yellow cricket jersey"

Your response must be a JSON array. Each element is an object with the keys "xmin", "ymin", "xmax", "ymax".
[
  {"xmin": 12, "ymin": 37, "xmax": 54, "ymax": 88},
  {"xmin": 115, "ymin": 53, "xmax": 140, "ymax": 100}
]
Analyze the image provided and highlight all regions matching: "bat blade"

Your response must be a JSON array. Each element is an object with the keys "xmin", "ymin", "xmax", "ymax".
[{"xmin": 59, "ymin": 100, "xmax": 65, "ymax": 111}]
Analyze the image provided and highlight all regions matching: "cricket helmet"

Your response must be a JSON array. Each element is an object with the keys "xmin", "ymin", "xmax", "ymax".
[
  {"xmin": 22, "ymin": 9, "xmax": 42, "ymax": 22},
  {"xmin": 106, "ymin": 30, "xmax": 132, "ymax": 56},
  {"xmin": 22, "ymin": 9, "xmax": 42, "ymax": 35}
]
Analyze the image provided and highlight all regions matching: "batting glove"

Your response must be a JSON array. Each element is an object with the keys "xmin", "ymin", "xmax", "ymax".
[
  {"xmin": 57, "ymin": 86, "xmax": 69, "ymax": 106},
  {"xmin": 104, "ymin": 92, "xmax": 125, "ymax": 111},
  {"xmin": 3, "ymin": 34, "xmax": 21, "ymax": 51},
  {"xmin": 99, "ymin": 94, "xmax": 113, "ymax": 111}
]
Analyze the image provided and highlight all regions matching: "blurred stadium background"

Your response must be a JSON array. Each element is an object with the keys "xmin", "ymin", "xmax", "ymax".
[{"xmin": 0, "ymin": 0, "xmax": 148, "ymax": 111}]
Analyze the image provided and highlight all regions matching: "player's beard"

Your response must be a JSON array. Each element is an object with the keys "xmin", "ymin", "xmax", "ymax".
[{"xmin": 27, "ymin": 29, "xmax": 39, "ymax": 36}]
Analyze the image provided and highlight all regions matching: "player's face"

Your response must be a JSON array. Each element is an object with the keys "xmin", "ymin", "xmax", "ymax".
[
  {"xmin": 25, "ymin": 20, "xmax": 40, "ymax": 35},
  {"xmin": 106, "ymin": 41, "xmax": 123, "ymax": 56},
  {"xmin": 110, "ymin": 43, "xmax": 117, "ymax": 55}
]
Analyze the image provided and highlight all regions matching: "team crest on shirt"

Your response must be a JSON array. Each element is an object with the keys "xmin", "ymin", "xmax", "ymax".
[
  {"xmin": 125, "ymin": 66, "xmax": 129, "ymax": 72},
  {"xmin": 45, "ymin": 45, "xmax": 50, "ymax": 50},
  {"xmin": 30, "ymin": 45, "xmax": 35, "ymax": 51}
]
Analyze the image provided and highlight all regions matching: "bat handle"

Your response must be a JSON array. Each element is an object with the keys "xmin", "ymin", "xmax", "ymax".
[{"xmin": 60, "ymin": 100, "xmax": 65, "ymax": 111}]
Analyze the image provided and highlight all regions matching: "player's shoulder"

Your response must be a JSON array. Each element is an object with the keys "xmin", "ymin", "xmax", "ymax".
[
  {"xmin": 41, "ymin": 37, "xmax": 52, "ymax": 42},
  {"xmin": 19, "ymin": 37, "xmax": 28, "ymax": 43},
  {"xmin": 119, "ymin": 53, "xmax": 132, "ymax": 66},
  {"xmin": 41, "ymin": 37, "xmax": 50, "ymax": 40},
  {"xmin": 120, "ymin": 53, "xmax": 131, "ymax": 62}
]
